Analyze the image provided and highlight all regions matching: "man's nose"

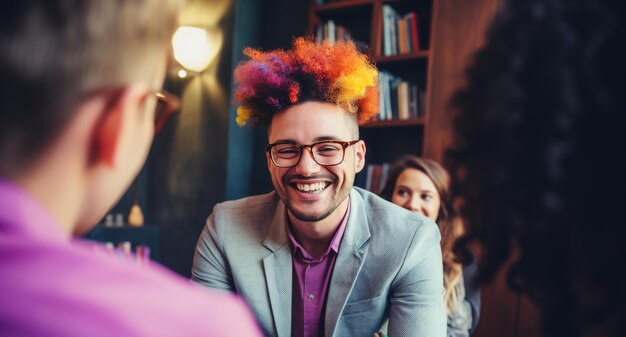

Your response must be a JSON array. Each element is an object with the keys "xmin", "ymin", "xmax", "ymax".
[{"xmin": 294, "ymin": 148, "xmax": 321, "ymax": 175}]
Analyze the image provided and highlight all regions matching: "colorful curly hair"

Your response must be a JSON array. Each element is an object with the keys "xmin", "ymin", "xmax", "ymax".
[{"xmin": 233, "ymin": 37, "xmax": 379, "ymax": 126}]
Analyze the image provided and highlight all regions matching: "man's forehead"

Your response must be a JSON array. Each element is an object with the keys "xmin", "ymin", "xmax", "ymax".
[{"xmin": 268, "ymin": 105, "xmax": 357, "ymax": 142}]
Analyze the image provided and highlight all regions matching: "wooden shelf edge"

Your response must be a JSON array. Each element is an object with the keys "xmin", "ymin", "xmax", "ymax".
[
  {"xmin": 374, "ymin": 51, "xmax": 430, "ymax": 63},
  {"xmin": 314, "ymin": 0, "xmax": 374, "ymax": 13},
  {"xmin": 361, "ymin": 118, "xmax": 425, "ymax": 128}
]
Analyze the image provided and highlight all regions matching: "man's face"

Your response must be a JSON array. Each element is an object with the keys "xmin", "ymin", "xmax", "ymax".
[{"xmin": 267, "ymin": 101, "xmax": 366, "ymax": 223}]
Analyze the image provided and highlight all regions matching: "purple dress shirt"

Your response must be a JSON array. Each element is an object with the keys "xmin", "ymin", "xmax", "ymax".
[
  {"xmin": 0, "ymin": 180, "xmax": 262, "ymax": 337},
  {"xmin": 287, "ymin": 202, "xmax": 350, "ymax": 337}
]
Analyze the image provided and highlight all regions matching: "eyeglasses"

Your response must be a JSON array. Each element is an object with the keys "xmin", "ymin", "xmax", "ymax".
[
  {"xmin": 265, "ymin": 140, "xmax": 360, "ymax": 168},
  {"xmin": 152, "ymin": 91, "xmax": 181, "ymax": 134}
]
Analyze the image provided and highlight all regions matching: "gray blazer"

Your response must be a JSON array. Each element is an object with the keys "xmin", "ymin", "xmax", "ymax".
[{"xmin": 192, "ymin": 187, "xmax": 446, "ymax": 337}]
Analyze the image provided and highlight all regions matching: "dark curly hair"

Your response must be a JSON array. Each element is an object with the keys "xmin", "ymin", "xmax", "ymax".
[{"xmin": 448, "ymin": 0, "xmax": 625, "ymax": 336}]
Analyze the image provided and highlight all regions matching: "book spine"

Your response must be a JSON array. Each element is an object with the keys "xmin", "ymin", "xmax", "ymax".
[
  {"xmin": 383, "ymin": 72, "xmax": 392, "ymax": 120},
  {"xmin": 397, "ymin": 17, "xmax": 406, "ymax": 54},
  {"xmin": 390, "ymin": 13, "xmax": 397, "ymax": 55},
  {"xmin": 382, "ymin": 5, "xmax": 392, "ymax": 56},
  {"xmin": 399, "ymin": 82, "xmax": 409, "ymax": 120},
  {"xmin": 328, "ymin": 20, "xmax": 336, "ymax": 44},
  {"xmin": 390, "ymin": 78, "xmax": 400, "ymax": 120},
  {"xmin": 409, "ymin": 12, "xmax": 420, "ymax": 51},
  {"xmin": 370, "ymin": 164, "xmax": 382, "ymax": 194},
  {"xmin": 378, "ymin": 71, "xmax": 386, "ymax": 120},
  {"xmin": 410, "ymin": 83, "xmax": 418, "ymax": 119}
]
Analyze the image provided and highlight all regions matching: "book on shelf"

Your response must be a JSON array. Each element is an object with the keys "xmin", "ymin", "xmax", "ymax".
[
  {"xmin": 409, "ymin": 83, "xmax": 418, "ymax": 119},
  {"xmin": 369, "ymin": 164, "xmax": 382, "ymax": 194},
  {"xmin": 389, "ymin": 10, "xmax": 398, "ymax": 55},
  {"xmin": 380, "ymin": 163, "xmax": 390, "ymax": 193},
  {"xmin": 315, "ymin": 25, "xmax": 323, "ymax": 44},
  {"xmin": 315, "ymin": 20, "xmax": 352, "ymax": 45},
  {"xmin": 382, "ymin": 72, "xmax": 392, "ymax": 120},
  {"xmin": 381, "ymin": 5, "xmax": 421, "ymax": 56},
  {"xmin": 408, "ymin": 12, "xmax": 420, "ymax": 52},
  {"xmin": 378, "ymin": 72, "xmax": 386, "ymax": 120},
  {"xmin": 375, "ymin": 71, "xmax": 423, "ymax": 122},
  {"xmin": 418, "ymin": 89, "xmax": 425, "ymax": 118},
  {"xmin": 397, "ymin": 16, "xmax": 407, "ymax": 54},
  {"xmin": 362, "ymin": 163, "xmax": 391, "ymax": 194},
  {"xmin": 389, "ymin": 77, "xmax": 401, "ymax": 120},
  {"xmin": 382, "ymin": 5, "xmax": 394, "ymax": 56},
  {"xmin": 398, "ymin": 81, "xmax": 410, "ymax": 120}
]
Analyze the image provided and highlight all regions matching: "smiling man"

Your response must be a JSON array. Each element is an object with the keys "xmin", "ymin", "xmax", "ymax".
[{"xmin": 192, "ymin": 38, "xmax": 446, "ymax": 337}]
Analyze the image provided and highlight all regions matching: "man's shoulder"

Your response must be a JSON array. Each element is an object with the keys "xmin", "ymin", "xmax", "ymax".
[
  {"xmin": 215, "ymin": 190, "xmax": 279, "ymax": 211},
  {"xmin": 208, "ymin": 191, "xmax": 280, "ymax": 232},
  {"xmin": 351, "ymin": 187, "xmax": 440, "ymax": 239}
]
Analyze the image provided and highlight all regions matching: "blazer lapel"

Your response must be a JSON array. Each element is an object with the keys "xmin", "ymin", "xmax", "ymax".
[
  {"xmin": 324, "ymin": 190, "xmax": 371, "ymax": 337},
  {"xmin": 262, "ymin": 201, "xmax": 293, "ymax": 337}
]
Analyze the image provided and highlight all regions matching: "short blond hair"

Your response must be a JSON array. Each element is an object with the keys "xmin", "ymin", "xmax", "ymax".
[{"xmin": 0, "ymin": 0, "xmax": 183, "ymax": 175}]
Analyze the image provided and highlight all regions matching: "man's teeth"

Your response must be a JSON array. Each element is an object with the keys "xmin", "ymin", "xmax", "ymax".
[{"xmin": 296, "ymin": 182, "xmax": 327, "ymax": 192}]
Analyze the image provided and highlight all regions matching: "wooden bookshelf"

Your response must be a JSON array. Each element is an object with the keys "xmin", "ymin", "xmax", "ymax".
[
  {"xmin": 374, "ymin": 51, "xmax": 429, "ymax": 63},
  {"xmin": 309, "ymin": 0, "xmax": 433, "ymax": 168},
  {"xmin": 314, "ymin": 0, "xmax": 373, "ymax": 12},
  {"xmin": 361, "ymin": 118, "xmax": 425, "ymax": 128}
]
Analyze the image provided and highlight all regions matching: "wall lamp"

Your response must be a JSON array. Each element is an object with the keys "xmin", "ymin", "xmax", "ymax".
[{"xmin": 171, "ymin": 26, "xmax": 220, "ymax": 78}]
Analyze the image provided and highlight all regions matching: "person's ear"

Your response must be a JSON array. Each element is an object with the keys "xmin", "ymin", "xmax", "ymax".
[
  {"xmin": 90, "ymin": 84, "xmax": 147, "ymax": 168},
  {"xmin": 354, "ymin": 140, "xmax": 366, "ymax": 173},
  {"xmin": 266, "ymin": 150, "xmax": 273, "ymax": 171}
]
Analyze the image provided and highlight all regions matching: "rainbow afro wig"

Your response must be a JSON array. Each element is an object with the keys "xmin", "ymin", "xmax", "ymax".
[{"xmin": 234, "ymin": 37, "xmax": 379, "ymax": 126}]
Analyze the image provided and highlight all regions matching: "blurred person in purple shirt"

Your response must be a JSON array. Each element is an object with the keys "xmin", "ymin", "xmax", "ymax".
[
  {"xmin": 192, "ymin": 38, "xmax": 446, "ymax": 337},
  {"xmin": 0, "ymin": 1, "xmax": 261, "ymax": 336}
]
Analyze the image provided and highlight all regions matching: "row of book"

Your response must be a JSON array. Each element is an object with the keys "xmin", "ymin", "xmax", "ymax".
[
  {"xmin": 382, "ymin": 5, "xmax": 420, "ymax": 56},
  {"xmin": 315, "ymin": 20, "xmax": 352, "ymax": 45},
  {"xmin": 355, "ymin": 163, "xmax": 391, "ymax": 194},
  {"xmin": 374, "ymin": 71, "xmax": 425, "ymax": 122}
]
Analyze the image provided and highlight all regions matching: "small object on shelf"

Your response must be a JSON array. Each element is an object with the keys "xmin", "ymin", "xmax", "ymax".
[
  {"xmin": 114, "ymin": 213, "xmax": 124, "ymax": 227},
  {"xmin": 104, "ymin": 213, "xmax": 115, "ymax": 227},
  {"xmin": 128, "ymin": 203, "xmax": 144, "ymax": 227}
]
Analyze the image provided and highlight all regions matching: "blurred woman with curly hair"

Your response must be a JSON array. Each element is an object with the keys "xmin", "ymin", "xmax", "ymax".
[{"xmin": 448, "ymin": 0, "xmax": 625, "ymax": 336}]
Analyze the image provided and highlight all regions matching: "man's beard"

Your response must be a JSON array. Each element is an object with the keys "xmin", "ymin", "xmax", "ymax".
[
  {"xmin": 285, "ymin": 201, "xmax": 337, "ymax": 222},
  {"xmin": 277, "ymin": 173, "xmax": 351, "ymax": 222}
]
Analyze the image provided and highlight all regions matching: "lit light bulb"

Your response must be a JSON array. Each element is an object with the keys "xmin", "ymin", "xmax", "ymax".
[
  {"xmin": 178, "ymin": 69, "xmax": 188, "ymax": 78},
  {"xmin": 172, "ymin": 26, "xmax": 215, "ymax": 72}
]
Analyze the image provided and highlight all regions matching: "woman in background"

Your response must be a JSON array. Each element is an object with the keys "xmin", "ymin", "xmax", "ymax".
[{"xmin": 379, "ymin": 155, "xmax": 480, "ymax": 337}]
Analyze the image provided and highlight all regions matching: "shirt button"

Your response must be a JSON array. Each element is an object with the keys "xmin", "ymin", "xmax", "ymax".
[{"xmin": 308, "ymin": 294, "xmax": 315, "ymax": 301}]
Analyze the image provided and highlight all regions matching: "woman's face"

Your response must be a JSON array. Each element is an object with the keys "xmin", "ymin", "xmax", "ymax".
[{"xmin": 391, "ymin": 168, "xmax": 441, "ymax": 221}]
